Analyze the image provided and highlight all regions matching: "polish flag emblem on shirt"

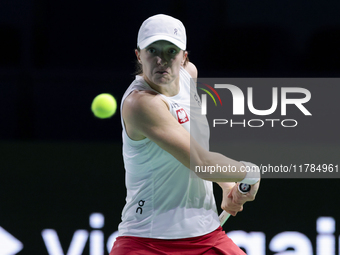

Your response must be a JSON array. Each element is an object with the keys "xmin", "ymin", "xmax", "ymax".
[{"xmin": 176, "ymin": 108, "xmax": 189, "ymax": 124}]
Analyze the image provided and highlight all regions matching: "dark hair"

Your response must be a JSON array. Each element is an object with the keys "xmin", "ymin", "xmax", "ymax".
[{"xmin": 134, "ymin": 47, "xmax": 190, "ymax": 75}]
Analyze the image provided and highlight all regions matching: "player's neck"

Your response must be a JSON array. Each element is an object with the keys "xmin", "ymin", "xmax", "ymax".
[{"xmin": 145, "ymin": 76, "xmax": 180, "ymax": 97}]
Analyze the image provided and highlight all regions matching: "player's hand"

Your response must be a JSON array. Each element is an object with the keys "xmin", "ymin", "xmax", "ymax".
[
  {"xmin": 231, "ymin": 181, "xmax": 260, "ymax": 205},
  {"xmin": 220, "ymin": 181, "xmax": 260, "ymax": 216},
  {"xmin": 220, "ymin": 183, "xmax": 243, "ymax": 216}
]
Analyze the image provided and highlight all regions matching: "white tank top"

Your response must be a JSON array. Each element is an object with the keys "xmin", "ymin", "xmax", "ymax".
[{"xmin": 118, "ymin": 67, "xmax": 220, "ymax": 239}]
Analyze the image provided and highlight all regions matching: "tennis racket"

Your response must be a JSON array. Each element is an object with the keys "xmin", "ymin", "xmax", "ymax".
[{"xmin": 219, "ymin": 183, "xmax": 251, "ymax": 226}]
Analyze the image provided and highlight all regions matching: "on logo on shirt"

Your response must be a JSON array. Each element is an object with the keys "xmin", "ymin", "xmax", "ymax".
[{"xmin": 176, "ymin": 108, "xmax": 189, "ymax": 124}]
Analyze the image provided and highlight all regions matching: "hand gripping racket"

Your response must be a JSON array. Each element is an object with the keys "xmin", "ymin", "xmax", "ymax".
[{"xmin": 219, "ymin": 183, "xmax": 251, "ymax": 226}]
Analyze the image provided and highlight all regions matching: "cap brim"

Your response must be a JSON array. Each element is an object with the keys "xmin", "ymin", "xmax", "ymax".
[{"xmin": 138, "ymin": 35, "xmax": 186, "ymax": 50}]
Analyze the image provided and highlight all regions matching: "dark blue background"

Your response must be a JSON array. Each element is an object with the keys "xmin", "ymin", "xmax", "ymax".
[{"xmin": 1, "ymin": 0, "xmax": 340, "ymax": 142}]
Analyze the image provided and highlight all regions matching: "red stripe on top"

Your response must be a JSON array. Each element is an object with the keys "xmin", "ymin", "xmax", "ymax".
[{"xmin": 203, "ymin": 83, "xmax": 222, "ymax": 106}]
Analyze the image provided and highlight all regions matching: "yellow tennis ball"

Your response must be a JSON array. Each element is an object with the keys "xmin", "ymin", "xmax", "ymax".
[{"xmin": 91, "ymin": 93, "xmax": 117, "ymax": 119}]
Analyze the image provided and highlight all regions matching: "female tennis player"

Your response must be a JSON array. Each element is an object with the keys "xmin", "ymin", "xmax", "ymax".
[{"xmin": 110, "ymin": 14, "xmax": 260, "ymax": 255}]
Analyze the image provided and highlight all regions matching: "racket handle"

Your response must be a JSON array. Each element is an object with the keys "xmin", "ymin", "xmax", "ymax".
[
  {"xmin": 219, "ymin": 183, "xmax": 251, "ymax": 226},
  {"xmin": 238, "ymin": 183, "xmax": 251, "ymax": 194},
  {"xmin": 219, "ymin": 210, "xmax": 231, "ymax": 226}
]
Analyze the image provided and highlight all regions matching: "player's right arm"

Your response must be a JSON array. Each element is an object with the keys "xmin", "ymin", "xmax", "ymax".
[{"xmin": 122, "ymin": 90, "xmax": 247, "ymax": 183}]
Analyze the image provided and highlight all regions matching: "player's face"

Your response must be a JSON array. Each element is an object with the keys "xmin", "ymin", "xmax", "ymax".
[{"xmin": 136, "ymin": 40, "xmax": 187, "ymax": 90}]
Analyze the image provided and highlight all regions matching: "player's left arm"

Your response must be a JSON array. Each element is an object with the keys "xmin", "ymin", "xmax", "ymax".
[
  {"xmin": 217, "ymin": 181, "xmax": 260, "ymax": 216},
  {"xmin": 184, "ymin": 61, "xmax": 198, "ymax": 79},
  {"xmin": 185, "ymin": 59, "xmax": 260, "ymax": 214}
]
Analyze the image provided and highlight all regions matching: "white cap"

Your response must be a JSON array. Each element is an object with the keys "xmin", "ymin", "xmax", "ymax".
[{"xmin": 137, "ymin": 14, "xmax": 186, "ymax": 50}]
